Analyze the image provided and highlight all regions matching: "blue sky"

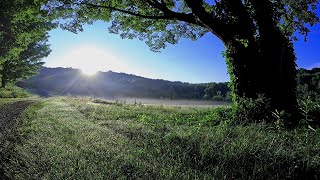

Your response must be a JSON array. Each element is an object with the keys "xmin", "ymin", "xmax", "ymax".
[{"xmin": 44, "ymin": 19, "xmax": 320, "ymax": 83}]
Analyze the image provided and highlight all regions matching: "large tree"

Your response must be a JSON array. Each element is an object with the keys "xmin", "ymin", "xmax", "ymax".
[
  {"xmin": 0, "ymin": 38, "xmax": 50, "ymax": 88},
  {"xmin": 44, "ymin": 0, "xmax": 319, "ymax": 122},
  {"xmin": 0, "ymin": 0, "xmax": 54, "ymax": 88}
]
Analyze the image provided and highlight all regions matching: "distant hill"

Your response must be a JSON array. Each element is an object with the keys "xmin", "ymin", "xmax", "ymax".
[{"xmin": 17, "ymin": 67, "xmax": 230, "ymax": 100}]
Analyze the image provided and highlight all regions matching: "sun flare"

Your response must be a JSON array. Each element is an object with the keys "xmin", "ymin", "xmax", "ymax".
[
  {"xmin": 81, "ymin": 68, "xmax": 98, "ymax": 76},
  {"xmin": 46, "ymin": 45, "xmax": 136, "ymax": 76}
]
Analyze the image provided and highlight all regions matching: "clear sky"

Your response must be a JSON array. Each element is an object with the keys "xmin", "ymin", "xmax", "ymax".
[{"xmin": 44, "ymin": 19, "xmax": 320, "ymax": 83}]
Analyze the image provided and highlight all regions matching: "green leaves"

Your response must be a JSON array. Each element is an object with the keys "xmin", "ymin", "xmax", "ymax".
[
  {"xmin": 278, "ymin": 0, "xmax": 319, "ymax": 40},
  {"xmin": 43, "ymin": 0, "xmax": 208, "ymax": 51},
  {"xmin": 0, "ymin": 0, "xmax": 54, "ymax": 87}
]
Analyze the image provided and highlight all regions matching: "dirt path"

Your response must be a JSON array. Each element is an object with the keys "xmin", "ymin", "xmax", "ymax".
[
  {"xmin": 0, "ymin": 100, "xmax": 35, "ymax": 180},
  {"xmin": 0, "ymin": 101, "xmax": 34, "ymax": 133}
]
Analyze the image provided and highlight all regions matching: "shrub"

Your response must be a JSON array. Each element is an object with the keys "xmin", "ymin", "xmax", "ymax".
[
  {"xmin": 233, "ymin": 95, "xmax": 272, "ymax": 124},
  {"xmin": 0, "ymin": 86, "xmax": 31, "ymax": 98},
  {"xmin": 212, "ymin": 95, "xmax": 224, "ymax": 101},
  {"xmin": 201, "ymin": 107, "xmax": 234, "ymax": 125},
  {"xmin": 298, "ymin": 97, "xmax": 320, "ymax": 127}
]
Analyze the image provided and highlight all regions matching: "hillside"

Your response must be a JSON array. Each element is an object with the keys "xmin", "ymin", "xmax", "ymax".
[{"xmin": 17, "ymin": 67, "xmax": 230, "ymax": 99}]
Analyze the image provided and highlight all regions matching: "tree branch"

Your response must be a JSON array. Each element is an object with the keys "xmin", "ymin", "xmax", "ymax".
[
  {"xmin": 79, "ymin": 2, "xmax": 201, "ymax": 26},
  {"xmin": 80, "ymin": 2, "xmax": 170, "ymax": 20},
  {"xmin": 184, "ymin": 0, "xmax": 227, "ymax": 41},
  {"xmin": 144, "ymin": 0, "xmax": 198, "ymax": 25}
]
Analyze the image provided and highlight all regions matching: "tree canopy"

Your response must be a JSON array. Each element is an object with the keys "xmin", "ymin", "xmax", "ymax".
[
  {"xmin": 0, "ymin": 0, "xmax": 54, "ymax": 88},
  {"xmin": 0, "ymin": 36, "xmax": 51, "ymax": 88},
  {"xmin": 43, "ymin": 0, "xmax": 319, "ymax": 50}
]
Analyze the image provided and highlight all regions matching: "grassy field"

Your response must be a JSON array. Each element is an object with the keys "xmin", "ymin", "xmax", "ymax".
[
  {"xmin": 106, "ymin": 97, "xmax": 231, "ymax": 107},
  {"xmin": 1, "ymin": 97, "xmax": 320, "ymax": 179}
]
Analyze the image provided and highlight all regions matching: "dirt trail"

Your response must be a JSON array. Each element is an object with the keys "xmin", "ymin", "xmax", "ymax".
[
  {"xmin": 0, "ymin": 100, "xmax": 35, "ymax": 180},
  {"xmin": 0, "ymin": 101, "xmax": 34, "ymax": 132}
]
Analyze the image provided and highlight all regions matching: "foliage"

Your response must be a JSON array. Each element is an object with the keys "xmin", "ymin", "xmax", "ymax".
[
  {"xmin": 0, "ymin": 39, "xmax": 51, "ymax": 88},
  {"xmin": 278, "ymin": 0, "xmax": 320, "ymax": 40},
  {"xmin": 0, "ymin": 0, "xmax": 52, "ymax": 63},
  {"xmin": 233, "ymin": 95, "xmax": 273, "ymax": 124},
  {"xmin": 0, "ymin": 85, "xmax": 31, "ymax": 98},
  {"xmin": 298, "ymin": 97, "xmax": 320, "ymax": 128},
  {"xmin": 42, "ymin": 0, "xmax": 319, "ymax": 51},
  {"xmin": 295, "ymin": 68, "xmax": 320, "ymax": 127},
  {"xmin": 204, "ymin": 82, "xmax": 230, "ymax": 101},
  {"xmin": 0, "ymin": 0, "xmax": 55, "ymax": 88},
  {"xmin": 2, "ymin": 97, "xmax": 320, "ymax": 179},
  {"xmin": 297, "ymin": 68, "xmax": 320, "ymax": 101}
]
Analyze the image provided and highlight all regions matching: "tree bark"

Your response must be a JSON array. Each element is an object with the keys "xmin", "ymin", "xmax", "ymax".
[
  {"xmin": 226, "ymin": 38, "xmax": 298, "ymax": 106},
  {"xmin": 1, "ymin": 62, "xmax": 8, "ymax": 88},
  {"xmin": 252, "ymin": 0, "xmax": 298, "ymax": 114},
  {"xmin": 194, "ymin": 0, "xmax": 299, "ymax": 124},
  {"xmin": 1, "ymin": 73, "xmax": 6, "ymax": 88},
  {"xmin": 222, "ymin": 31, "xmax": 298, "ymax": 125}
]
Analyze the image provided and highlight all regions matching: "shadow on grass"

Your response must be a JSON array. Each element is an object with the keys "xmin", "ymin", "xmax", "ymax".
[
  {"xmin": 103, "ymin": 120, "xmax": 320, "ymax": 179},
  {"xmin": 0, "ymin": 101, "xmax": 39, "ymax": 179}
]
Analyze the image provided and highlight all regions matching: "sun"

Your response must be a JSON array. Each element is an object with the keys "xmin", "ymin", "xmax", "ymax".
[
  {"xmin": 47, "ymin": 45, "xmax": 134, "ymax": 76},
  {"xmin": 81, "ymin": 67, "xmax": 98, "ymax": 76}
]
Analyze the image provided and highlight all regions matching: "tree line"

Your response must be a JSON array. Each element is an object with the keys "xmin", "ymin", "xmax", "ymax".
[
  {"xmin": 18, "ymin": 67, "xmax": 231, "ymax": 100},
  {"xmin": 19, "ymin": 66, "xmax": 320, "ymax": 102}
]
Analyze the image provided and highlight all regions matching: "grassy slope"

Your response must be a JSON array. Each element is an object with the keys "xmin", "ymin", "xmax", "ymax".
[
  {"xmin": 4, "ymin": 97, "xmax": 320, "ymax": 179},
  {"xmin": 0, "ymin": 86, "xmax": 32, "ymax": 98}
]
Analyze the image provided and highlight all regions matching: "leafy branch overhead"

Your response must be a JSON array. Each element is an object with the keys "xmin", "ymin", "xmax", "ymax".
[
  {"xmin": 44, "ymin": 0, "xmax": 319, "ymax": 51},
  {"xmin": 0, "ymin": 0, "xmax": 55, "ymax": 88}
]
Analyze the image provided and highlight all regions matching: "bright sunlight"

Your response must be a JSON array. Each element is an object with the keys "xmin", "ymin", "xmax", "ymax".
[
  {"xmin": 45, "ymin": 44, "xmax": 134, "ymax": 75},
  {"xmin": 81, "ymin": 67, "xmax": 98, "ymax": 76}
]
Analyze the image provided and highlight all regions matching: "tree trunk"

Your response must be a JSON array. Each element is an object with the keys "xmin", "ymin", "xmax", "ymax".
[
  {"xmin": 1, "ymin": 74, "xmax": 6, "ymax": 88},
  {"xmin": 1, "ymin": 63, "xmax": 7, "ymax": 88},
  {"xmin": 225, "ymin": 35, "xmax": 298, "ymax": 124},
  {"xmin": 200, "ymin": 0, "xmax": 300, "ymax": 125}
]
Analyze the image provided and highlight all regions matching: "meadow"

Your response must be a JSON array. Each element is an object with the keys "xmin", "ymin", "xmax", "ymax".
[
  {"xmin": 95, "ymin": 97, "xmax": 230, "ymax": 107},
  {"xmin": 1, "ymin": 97, "xmax": 320, "ymax": 179}
]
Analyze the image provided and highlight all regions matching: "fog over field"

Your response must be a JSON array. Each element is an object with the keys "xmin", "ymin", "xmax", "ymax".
[{"xmin": 95, "ymin": 97, "xmax": 231, "ymax": 107}]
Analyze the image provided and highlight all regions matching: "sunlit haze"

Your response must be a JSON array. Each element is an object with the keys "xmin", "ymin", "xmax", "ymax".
[{"xmin": 47, "ymin": 44, "xmax": 132, "ymax": 76}]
